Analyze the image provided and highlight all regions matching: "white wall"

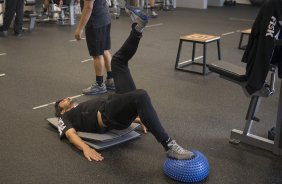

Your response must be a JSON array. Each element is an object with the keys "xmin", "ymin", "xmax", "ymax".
[
  {"xmin": 176, "ymin": 0, "xmax": 251, "ymax": 8},
  {"xmin": 177, "ymin": 0, "xmax": 247, "ymax": 9},
  {"xmin": 208, "ymin": 0, "xmax": 224, "ymax": 6},
  {"xmin": 236, "ymin": 0, "xmax": 251, "ymax": 4},
  {"xmin": 177, "ymin": 0, "xmax": 208, "ymax": 9}
]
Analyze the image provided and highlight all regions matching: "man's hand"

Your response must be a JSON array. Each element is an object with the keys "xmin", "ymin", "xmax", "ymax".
[
  {"xmin": 75, "ymin": 28, "xmax": 83, "ymax": 40},
  {"xmin": 83, "ymin": 146, "xmax": 104, "ymax": 161},
  {"xmin": 134, "ymin": 117, "xmax": 148, "ymax": 134},
  {"xmin": 65, "ymin": 128, "xmax": 104, "ymax": 161},
  {"xmin": 74, "ymin": 0, "xmax": 94, "ymax": 41}
]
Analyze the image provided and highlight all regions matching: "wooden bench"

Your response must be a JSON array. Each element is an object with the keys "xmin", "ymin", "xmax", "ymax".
[
  {"xmin": 238, "ymin": 28, "xmax": 251, "ymax": 50},
  {"xmin": 175, "ymin": 33, "xmax": 221, "ymax": 75}
]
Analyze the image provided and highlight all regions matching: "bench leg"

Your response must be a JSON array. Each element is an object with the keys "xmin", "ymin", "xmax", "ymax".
[
  {"xmin": 69, "ymin": 5, "xmax": 75, "ymax": 26},
  {"xmin": 203, "ymin": 43, "xmax": 206, "ymax": 75},
  {"xmin": 175, "ymin": 40, "xmax": 183, "ymax": 69},
  {"xmin": 192, "ymin": 42, "xmax": 196, "ymax": 62},
  {"xmin": 217, "ymin": 39, "xmax": 221, "ymax": 60},
  {"xmin": 29, "ymin": 17, "xmax": 36, "ymax": 31},
  {"xmin": 238, "ymin": 33, "xmax": 244, "ymax": 49}
]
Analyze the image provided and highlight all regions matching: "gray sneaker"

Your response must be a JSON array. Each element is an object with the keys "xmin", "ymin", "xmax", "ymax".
[
  {"xmin": 82, "ymin": 83, "xmax": 107, "ymax": 95},
  {"xmin": 125, "ymin": 5, "xmax": 149, "ymax": 29},
  {"xmin": 105, "ymin": 78, "xmax": 116, "ymax": 91},
  {"xmin": 166, "ymin": 140, "xmax": 194, "ymax": 160}
]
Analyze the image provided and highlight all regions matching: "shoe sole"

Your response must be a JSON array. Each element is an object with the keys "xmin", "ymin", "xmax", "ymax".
[
  {"xmin": 106, "ymin": 87, "xmax": 116, "ymax": 91},
  {"xmin": 83, "ymin": 90, "xmax": 108, "ymax": 95},
  {"xmin": 125, "ymin": 6, "xmax": 149, "ymax": 21}
]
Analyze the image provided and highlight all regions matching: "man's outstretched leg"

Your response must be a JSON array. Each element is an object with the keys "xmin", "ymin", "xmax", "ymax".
[
  {"xmin": 108, "ymin": 6, "xmax": 194, "ymax": 160},
  {"xmin": 111, "ymin": 6, "xmax": 149, "ymax": 94}
]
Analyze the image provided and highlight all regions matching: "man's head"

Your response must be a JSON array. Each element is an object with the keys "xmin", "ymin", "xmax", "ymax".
[{"xmin": 54, "ymin": 97, "xmax": 76, "ymax": 117}]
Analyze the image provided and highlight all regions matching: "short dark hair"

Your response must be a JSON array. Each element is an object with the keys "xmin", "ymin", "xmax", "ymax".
[{"xmin": 54, "ymin": 99, "xmax": 63, "ymax": 117}]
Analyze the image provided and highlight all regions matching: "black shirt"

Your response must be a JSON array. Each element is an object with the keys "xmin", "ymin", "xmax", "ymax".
[
  {"xmin": 86, "ymin": 0, "xmax": 111, "ymax": 28},
  {"xmin": 58, "ymin": 98, "xmax": 106, "ymax": 138}
]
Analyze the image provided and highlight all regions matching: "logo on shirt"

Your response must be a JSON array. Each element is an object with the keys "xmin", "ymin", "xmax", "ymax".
[
  {"xmin": 58, "ymin": 118, "xmax": 66, "ymax": 136},
  {"xmin": 266, "ymin": 16, "xmax": 277, "ymax": 37}
]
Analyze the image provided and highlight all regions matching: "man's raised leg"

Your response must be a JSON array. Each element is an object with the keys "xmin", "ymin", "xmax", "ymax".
[
  {"xmin": 111, "ymin": 6, "xmax": 195, "ymax": 160},
  {"xmin": 112, "ymin": 6, "xmax": 149, "ymax": 94}
]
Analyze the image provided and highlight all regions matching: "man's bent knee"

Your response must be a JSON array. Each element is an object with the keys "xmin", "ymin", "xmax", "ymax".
[{"xmin": 135, "ymin": 89, "xmax": 150, "ymax": 100}]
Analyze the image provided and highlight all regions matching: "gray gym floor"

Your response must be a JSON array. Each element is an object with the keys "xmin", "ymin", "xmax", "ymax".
[{"xmin": 0, "ymin": 4, "xmax": 282, "ymax": 184}]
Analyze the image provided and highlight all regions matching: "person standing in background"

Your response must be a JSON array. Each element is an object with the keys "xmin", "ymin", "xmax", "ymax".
[
  {"xmin": 75, "ymin": 0, "xmax": 115, "ymax": 95},
  {"xmin": 0, "ymin": 0, "xmax": 24, "ymax": 37},
  {"xmin": 149, "ymin": 0, "xmax": 158, "ymax": 17}
]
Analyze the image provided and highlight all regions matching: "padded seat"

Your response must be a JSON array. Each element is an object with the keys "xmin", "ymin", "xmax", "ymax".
[
  {"xmin": 208, "ymin": 60, "xmax": 247, "ymax": 82},
  {"xmin": 24, "ymin": 11, "xmax": 38, "ymax": 18}
]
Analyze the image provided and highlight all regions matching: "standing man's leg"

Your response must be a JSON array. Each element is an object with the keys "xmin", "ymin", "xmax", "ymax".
[
  {"xmin": 104, "ymin": 50, "xmax": 116, "ymax": 90},
  {"xmin": 43, "ymin": 0, "xmax": 49, "ymax": 14},
  {"xmin": 0, "ymin": 0, "xmax": 17, "ymax": 36},
  {"xmin": 149, "ymin": 0, "xmax": 158, "ymax": 18},
  {"xmin": 83, "ymin": 23, "xmax": 114, "ymax": 95},
  {"xmin": 14, "ymin": 0, "xmax": 24, "ymax": 36},
  {"xmin": 103, "ymin": 24, "xmax": 115, "ymax": 91},
  {"xmin": 93, "ymin": 55, "xmax": 107, "ymax": 88}
]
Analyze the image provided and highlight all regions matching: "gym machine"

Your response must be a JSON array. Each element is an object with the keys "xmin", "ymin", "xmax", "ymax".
[
  {"xmin": 141, "ymin": 0, "xmax": 175, "ymax": 12},
  {"xmin": 24, "ymin": 0, "xmax": 38, "ymax": 31},
  {"xmin": 37, "ymin": 0, "xmax": 77, "ymax": 26},
  {"xmin": 207, "ymin": 40, "xmax": 282, "ymax": 155},
  {"xmin": 107, "ymin": 0, "xmax": 121, "ymax": 19}
]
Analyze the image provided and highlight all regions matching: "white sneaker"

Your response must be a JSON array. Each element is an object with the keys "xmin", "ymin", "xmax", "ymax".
[{"xmin": 151, "ymin": 10, "xmax": 158, "ymax": 18}]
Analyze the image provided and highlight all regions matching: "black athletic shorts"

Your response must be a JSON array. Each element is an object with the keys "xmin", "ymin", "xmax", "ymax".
[{"xmin": 85, "ymin": 23, "xmax": 111, "ymax": 57}]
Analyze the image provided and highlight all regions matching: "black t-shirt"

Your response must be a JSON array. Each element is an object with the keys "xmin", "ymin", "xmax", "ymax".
[{"xmin": 57, "ymin": 98, "xmax": 106, "ymax": 138}]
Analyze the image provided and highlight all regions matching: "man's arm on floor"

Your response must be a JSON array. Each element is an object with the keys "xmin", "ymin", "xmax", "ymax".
[{"xmin": 65, "ymin": 128, "xmax": 104, "ymax": 161}]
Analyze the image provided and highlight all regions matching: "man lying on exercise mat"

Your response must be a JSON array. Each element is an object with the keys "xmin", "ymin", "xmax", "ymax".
[{"xmin": 54, "ymin": 5, "xmax": 194, "ymax": 162}]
